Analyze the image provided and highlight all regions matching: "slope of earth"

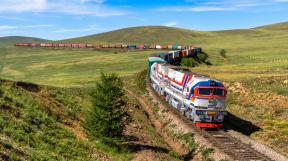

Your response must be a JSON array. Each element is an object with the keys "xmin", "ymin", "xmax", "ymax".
[
  {"xmin": 0, "ymin": 79, "xmax": 180, "ymax": 161},
  {"xmin": 1, "ymin": 22, "xmax": 288, "ymax": 87},
  {"xmin": 0, "ymin": 36, "xmax": 47, "ymax": 47},
  {"xmin": 0, "ymin": 48, "xmax": 155, "ymax": 87},
  {"xmin": 0, "ymin": 79, "xmax": 113, "ymax": 160},
  {"xmin": 59, "ymin": 26, "xmax": 210, "ymax": 44}
]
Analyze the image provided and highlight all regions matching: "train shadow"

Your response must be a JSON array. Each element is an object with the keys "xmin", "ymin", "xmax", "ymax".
[
  {"xmin": 223, "ymin": 112, "xmax": 262, "ymax": 136},
  {"xmin": 124, "ymin": 134, "xmax": 170, "ymax": 153}
]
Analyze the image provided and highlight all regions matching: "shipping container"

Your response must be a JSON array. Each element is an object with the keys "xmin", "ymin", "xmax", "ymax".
[
  {"xmin": 156, "ymin": 45, "xmax": 161, "ymax": 49},
  {"xmin": 161, "ymin": 45, "xmax": 168, "ymax": 49},
  {"xmin": 138, "ymin": 44, "xmax": 145, "ymax": 49},
  {"xmin": 109, "ymin": 44, "xmax": 116, "ymax": 48},
  {"xmin": 65, "ymin": 44, "xmax": 72, "ymax": 47},
  {"xmin": 177, "ymin": 45, "xmax": 182, "ymax": 50},
  {"xmin": 59, "ymin": 44, "xmax": 65, "ymax": 47},
  {"xmin": 52, "ymin": 44, "xmax": 58, "ymax": 47},
  {"xmin": 72, "ymin": 44, "xmax": 79, "ymax": 48},
  {"xmin": 122, "ymin": 44, "xmax": 128, "ymax": 48},
  {"xmin": 144, "ymin": 44, "xmax": 150, "ymax": 49},
  {"xmin": 172, "ymin": 44, "xmax": 178, "ymax": 50},
  {"xmin": 30, "ymin": 43, "xmax": 38, "ymax": 47},
  {"xmin": 86, "ymin": 44, "xmax": 93, "ymax": 48},
  {"xmin": 128, "ymin": 44, "xmax": 137, "ymax": 49},
  {"xmin": 168, "ymin": 44, "xmax": 173, "ymax": 49},
  {"xmin": 116, "ymin": 44, "xmax": 122, "ymax": 48},
  {"xmin": 149, "ymin": 44, "xmax": 156, "ymax": 49},
  {"xmin": 101, "ymin": 44, "xmax": 109, "ymax": 48},
  {"xmin": 93, "ymin": 44, "xmax": 100, "ymax": 48}
]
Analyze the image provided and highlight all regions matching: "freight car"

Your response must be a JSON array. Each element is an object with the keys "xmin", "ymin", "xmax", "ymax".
[{"xmin": 148, "ymin": 53, "xmax": 227, "ymax": 128}]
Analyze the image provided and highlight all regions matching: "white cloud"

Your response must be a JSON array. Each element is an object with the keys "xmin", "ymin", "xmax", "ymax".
[
  {"xmin": 0, "ymin": 25, "xmax": 18, "ymax": 30},
  {"xmin": 23, "ymin": 24, "xmax": 54, "ymax": 28},
  {"xmin": 164, "ymin": 21, "xmax": 179, "ymax": 27},
  {"xmin": 156, "ymin": 6, "xmax": 231, "ymax": 12},
  {"xmin": 157, "ymin": 0, "xmax": 288, "ymax": 12},
  {"xmin": 0, "ymin": 0, "xmax": 127, "ymax": 16},
  {"xmin": 0, "ymin": 0, "xmax": 47, "ymax": 12}
]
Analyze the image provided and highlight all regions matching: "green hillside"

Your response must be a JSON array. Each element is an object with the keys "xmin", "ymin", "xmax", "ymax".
[
  {"xmin": 60, "ymin": 26, "xmax": 211, "ymax": 44},
  {"xmin": 254, "ymin": 21, "xmax": 288, "ymax": 30},
  {"xmin": 0, "ymin": 22, "xmax": 288, "ymax": 157},
  {"xmin": 0, "ymin": 36, "xmax": 47, "ymax": 47}
]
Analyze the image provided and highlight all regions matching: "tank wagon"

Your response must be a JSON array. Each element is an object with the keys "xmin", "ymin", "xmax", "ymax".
[{"xmin": 148, "ymin": 54, "xmax": 227, "ymax": 128}]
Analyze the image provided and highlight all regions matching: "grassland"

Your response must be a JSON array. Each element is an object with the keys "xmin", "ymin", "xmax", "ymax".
[
  {"xmin": 0, "ymin": 47, "xmax": 156, "ymax": 87},
  {"xmin": 0, "ymin": 36, "xmax": 46, "ymax": 47},
  {"xmin": 0, "ymin": 22, "xmax": 288, "ymax": 157}
]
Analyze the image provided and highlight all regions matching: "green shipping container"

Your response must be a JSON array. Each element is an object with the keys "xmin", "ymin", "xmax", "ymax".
[{"xmin": 172, "ymin": 44, "xmax": 178, "ymax": 50}]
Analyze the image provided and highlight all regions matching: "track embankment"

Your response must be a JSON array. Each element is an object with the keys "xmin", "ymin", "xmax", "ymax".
[
  {"xmin": 126, "ymin": 80, "xmax": 288, "ymax": 161},
  {"xmin": 126, "ymin": 87, "xmax": 231, "ymax": 160}
]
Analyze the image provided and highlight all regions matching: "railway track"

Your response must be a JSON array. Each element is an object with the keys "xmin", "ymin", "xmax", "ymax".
[{"xmin": 147, "ymin": 82, "xmax": 273, "ymax": 161}]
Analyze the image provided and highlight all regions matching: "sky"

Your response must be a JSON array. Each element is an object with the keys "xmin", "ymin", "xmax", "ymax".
[{"xmin": 0, "ymin": 0, "xmax": 288, "ymax": 40}]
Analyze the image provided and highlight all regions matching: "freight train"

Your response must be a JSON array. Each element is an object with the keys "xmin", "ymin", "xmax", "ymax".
[
  {"xmin": 15, "ymin": 43, "xmax": 193, "ymax": 50},
  {"xmin": 16, "ymin": 41, "xmax": 226, "ymax": 128},
  {"xmin": 148, "ymin": 52, "xmax": 227, "ymax": 128}
]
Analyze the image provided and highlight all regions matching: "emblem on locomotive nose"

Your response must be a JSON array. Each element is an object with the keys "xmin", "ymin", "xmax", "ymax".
[{"xmin": 208, "ymin": 98, "xmax": 217, "ymax": 105}]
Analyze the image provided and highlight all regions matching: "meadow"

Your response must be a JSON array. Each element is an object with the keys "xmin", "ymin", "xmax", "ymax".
[{"xmin": 0, "ymin": 23, "xmax": 288, "ymax": 157}]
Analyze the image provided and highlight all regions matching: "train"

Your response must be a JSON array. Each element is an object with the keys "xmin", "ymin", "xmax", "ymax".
[
  {"xmin": 148, "ymin": 51, "xmax": 227, "ymax": 128},
  {"xmin": 15, "ymin": 43, "xmax": 193, "ymax": 50}
]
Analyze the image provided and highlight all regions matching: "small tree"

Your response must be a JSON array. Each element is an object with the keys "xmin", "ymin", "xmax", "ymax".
[
  {"xmin": 219, "ymin": 49, "xmax": 227, "ymax": 58},
  {"xmin": 85, "ymin": 72, "xmax": 130, "ymax": 145}
]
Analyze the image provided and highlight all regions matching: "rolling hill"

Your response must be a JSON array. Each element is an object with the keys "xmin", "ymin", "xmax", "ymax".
[
  {"xmin": 0, "ymin": 36, "xmax": 47, "ymax": 47},
  {"xmin": 0, "ymin": 21, "xmax": 287, "ymax": 158},
  {"xmin": 59, "ymin": 22, "xmax": 288, "ymax": 45},
  {"xmin": 60, "ymin": 26, "xmax": 211, "ymax": 44},
  {"xmin": 253, "ymin": 21, "xmax": 288, "ymax": 30}
]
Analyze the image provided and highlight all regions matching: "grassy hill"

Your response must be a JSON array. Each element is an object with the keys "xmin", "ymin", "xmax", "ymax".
[
  {"xmin": 0, "ymin": 22, "xmax": 287, "ymax": 157},
  {"xmin": 254, "ymin": 21, "xmax": 288, "ymax": 30},
  {"xmin": 0, "ymin": 36, "xmax": 47, "ymax": 47},
  {"xmin": 0, "ymin": 23, "xmax": 287, "ymax": 86},
  {"xmin": 60, "ymin": 26, "xmax": 211, "ymax": 44}
]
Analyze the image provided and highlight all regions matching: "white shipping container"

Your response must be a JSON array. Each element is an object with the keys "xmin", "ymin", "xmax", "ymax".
[{"xmin": 156, "ymin": 45, "xmax": 161, "ymax": 49}]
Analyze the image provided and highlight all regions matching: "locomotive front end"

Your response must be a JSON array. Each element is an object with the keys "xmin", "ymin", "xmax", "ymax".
[{"xmin": 187, "ymin": 80, "xmax": 227, "ymax": 128}]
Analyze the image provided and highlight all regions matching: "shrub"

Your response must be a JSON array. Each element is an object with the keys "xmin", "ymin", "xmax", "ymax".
[
  {"xmin": 135, "ymin": 70, "xmax": 147, "ymax": 93},
  {"xmin": 220, "ymin": 49, "xmax": 227, "ymax": 58},
  {"xmin": 181, "ymin": 58, "xmax": 197, "ymax": 67},
  {"xmin": 85, "ymin": 72, "xmax": 130, "ymax": 145},
  {"xmin": 198, "ymin": 53, "xmax": 208, "ymax": 62}
]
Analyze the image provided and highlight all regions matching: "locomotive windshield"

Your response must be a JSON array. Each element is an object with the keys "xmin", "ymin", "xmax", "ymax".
[
  {"xmin": 198, "ymin": 88, "xmax": 225, "ymax": 96},
  {"xmin": 213, "ymin": 88, "xmax": 224, "ymax": 96},
  {"xmin": 199, "ymin": 88, "xmax": 210, "ymax": 95}
]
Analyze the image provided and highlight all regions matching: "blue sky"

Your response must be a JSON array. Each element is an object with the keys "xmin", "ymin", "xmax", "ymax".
[{"xmin": 0, "ymin": 0, "xmax": 288, "ymax": 40}]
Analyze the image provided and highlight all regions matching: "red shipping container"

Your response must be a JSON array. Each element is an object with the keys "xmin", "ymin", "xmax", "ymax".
[{"xmin": 138, "ymin": 44, "xmax": 145, "ymax": 49}]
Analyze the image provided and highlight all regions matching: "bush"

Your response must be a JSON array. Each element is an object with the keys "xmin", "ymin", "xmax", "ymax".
[
  {"xmin": 181, "ymin": 58, "xmax": 198, "ymax": 67},
  {"xmin": 197, "ymin": 53, "xmax": 208, "ymax": 63},
  {"xmin": 220, "ymin": 49, "xmax": 227, "ymax": 58},
  {"xmin": 85, "ymin": 72, "xmax": 130, "ymax": 145},
  {"xmin": 135, "ymin": 70, "xmax": 147, "ymax": 93}
]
